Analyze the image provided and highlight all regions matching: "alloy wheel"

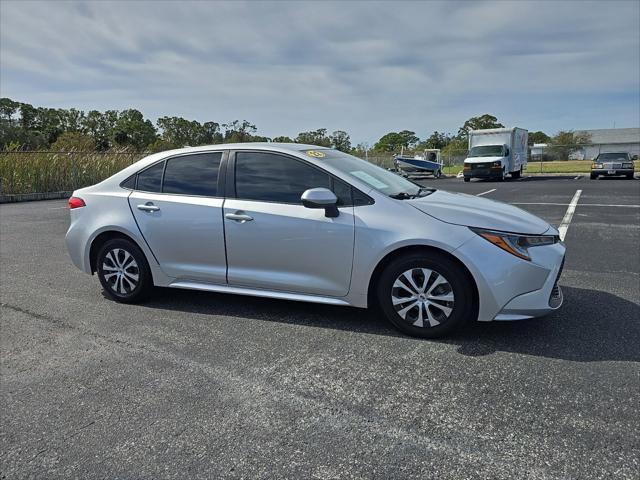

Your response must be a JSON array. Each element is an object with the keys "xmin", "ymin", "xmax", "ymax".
[
  {"xmin": 391, "ymin": 268, "xmax": 455, "ymax": 328},
  {"xmin": 101, "ymin": 248, "xmax": 140, "ymax": 295}
]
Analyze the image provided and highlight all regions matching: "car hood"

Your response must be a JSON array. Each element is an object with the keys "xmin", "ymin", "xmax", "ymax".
[{"xmin": 408, "ymin": 190, "xmax": 551, "ymax": 234}]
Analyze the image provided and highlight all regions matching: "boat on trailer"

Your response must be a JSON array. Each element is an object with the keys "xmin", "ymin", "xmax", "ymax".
[{"xmin": 394, "ymin": 149, "xmax": 443, "ymax": 178}]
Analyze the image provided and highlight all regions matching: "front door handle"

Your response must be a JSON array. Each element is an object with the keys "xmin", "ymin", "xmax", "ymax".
[
  {"xmin": 137, "ymin": 202, "xmax": 160, "ymax": 212},
  {"xmin": 225, "ymin": 212, "xmax": 254, "ymax": 223}
]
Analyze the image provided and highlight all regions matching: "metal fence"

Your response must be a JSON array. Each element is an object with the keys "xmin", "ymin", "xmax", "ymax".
[
  {"xmin": 355, "ymin": 143, "xmax": 639, "ymax": 175},
  {"xmin": 1, "ymin": 143, "xmax": 638, "ymax": 195}
]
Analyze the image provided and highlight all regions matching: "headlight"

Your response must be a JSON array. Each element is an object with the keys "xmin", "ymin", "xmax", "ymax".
[
  {"xmin": 491, "ymin": 161, "xmax": 502, "ymax": 168},
  {"xmin": 593, "ymin": 163, "xmax": 603, "ymax": 169},
  {"xmin": 470, "ymin": 228, "xmax": 560, "ymax": 261},
  {"xmin": 623, "ymin": 162, "xmax": 634, "ymax": 168}
]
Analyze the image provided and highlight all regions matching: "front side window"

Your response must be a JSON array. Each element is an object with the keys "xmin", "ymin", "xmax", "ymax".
[
  {"xmin": 163, "ymin": 152, "xmax": 222, "ymax": 196},
  {"xmin": 305, "ymin": 149, "xmax": 424, "ymax": 198},
  {"xmin": 235, "ymin": 152, "xmax": 331, "ymax": 204},
  {"xmin": 136, "ymin": 161, "xmax": 164, "ymax": 192}
]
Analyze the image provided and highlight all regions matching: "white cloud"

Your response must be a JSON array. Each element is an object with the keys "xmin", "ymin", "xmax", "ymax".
[{"xmin": 1, "ymin": 0, "xmax": 638, "ymax": 143}]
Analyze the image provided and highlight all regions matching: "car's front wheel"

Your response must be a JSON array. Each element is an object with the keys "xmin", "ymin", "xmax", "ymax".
[
  {"xmin": 97, "ymin": 238, "xmax": 153, "ymax": 303},
  {"xmin": 376, "ymin": 253, "xmax": 476, "ymax": 338},
  {"xmin": 590, "ymin": 173, "xmax": 598, "ymax": 180}
]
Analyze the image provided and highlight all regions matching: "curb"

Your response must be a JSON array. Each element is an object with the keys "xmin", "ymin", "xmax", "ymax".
[{"xmin": 0, "ymin": 191, "xmax": 73, "ymax": 204}]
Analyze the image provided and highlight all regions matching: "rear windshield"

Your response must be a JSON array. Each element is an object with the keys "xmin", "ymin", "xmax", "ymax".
[{"xmin": 597, "ymin": 153, "xmax": 629, "ymax": 161}]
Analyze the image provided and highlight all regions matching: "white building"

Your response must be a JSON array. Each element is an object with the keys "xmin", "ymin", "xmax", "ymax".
[{"xmin": 576, "ymin": 128, "xmax": 640, "ymax": 160}]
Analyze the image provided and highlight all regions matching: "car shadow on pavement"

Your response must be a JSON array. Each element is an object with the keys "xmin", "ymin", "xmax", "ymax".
[{"xmin": 142, "ymin": 285, "xmax": 639, "ymax": 363}]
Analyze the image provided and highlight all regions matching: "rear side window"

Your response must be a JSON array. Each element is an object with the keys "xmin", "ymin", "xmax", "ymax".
[
  {"xmin": 235, "ymin": 152, "xmax": 331, "ymax": 204},
  {"xmin": 136, "ymin": 162, "xmax": 164, "ymax": 193},
  {"xmin": 163, "ymin": 152, "xmax": 222, "ymax": 196}
]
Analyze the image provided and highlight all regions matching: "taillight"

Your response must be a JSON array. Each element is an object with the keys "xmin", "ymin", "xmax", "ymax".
[{"xmin": 68, "ymin": 197, "xmax": 86, "ymax": 209}]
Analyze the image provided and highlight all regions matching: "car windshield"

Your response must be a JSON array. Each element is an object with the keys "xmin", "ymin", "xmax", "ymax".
[
  {"xmin": 302, "ymin": 149, "xmax": 429, "ymax": 198},
  {"xmin": 469, "ymin": 145, "xmax": 503, "ymax": 157},
  {"xmin": 597, "ymin": 153, "xmax": 629, "ymax": 161}
]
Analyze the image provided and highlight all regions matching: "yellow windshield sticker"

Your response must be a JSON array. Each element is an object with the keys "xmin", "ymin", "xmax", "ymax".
[{"xmin": 305, "ymin": 150, "xmax": 326, "ymax": 158}]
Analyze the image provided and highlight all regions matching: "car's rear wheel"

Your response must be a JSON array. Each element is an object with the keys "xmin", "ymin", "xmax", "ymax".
[
  {"xmin": 463, "ymin": 177, "xmax": 470, "ymax": 183},
  {"xmin": 376, "ymin": 253, "xmax": 475, "ymax": 338},
  {"xmin": 97, "ymin": 238, "xmax": 152, "ymax": 303},
  {"xmin": 512, "ymin": 167, "xmax": 522, "ymax": 179}
]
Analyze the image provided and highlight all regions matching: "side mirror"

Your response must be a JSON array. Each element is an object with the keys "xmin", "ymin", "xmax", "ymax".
[
  {"xmin": 301, "ymin": 188, "xmax": 339, "ymax": 218},
  {"xmin": 504, "ymin": 147, "xmax": 510, "ymax": 156}
]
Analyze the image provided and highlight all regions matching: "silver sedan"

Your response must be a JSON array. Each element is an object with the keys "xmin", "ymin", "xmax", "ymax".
[{"xmin": 66, "ymin": 144, "xmax": 565, "ymax": 338}]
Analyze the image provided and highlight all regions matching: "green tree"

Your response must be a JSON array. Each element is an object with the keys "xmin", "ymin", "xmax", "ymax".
[
  {"xmin": 528, "ymin": 131, "xmax": 551, "ymax": 145},
  {"xmin": 397, "ymin": 130, "xmax": 419, "ymax": 148},
  {"xmin": 81, "ymin": 110, "xmax": 114, "ymax": 150},
  {"xmin": 0, "ymin": 98, "xmax": 20, "ymax": 120},
  {"xmin": 156, "ymin": 116, "xmax": 221, "ymax": 147},
  {"xmin": 441, "ymin": 137, "xmax": 468, "ymax": 161},
  {"xmin": 330, "ymin": 130, "xmax": 351, "ymax": 152},
  {"xmin": 147, "ymin": 138, "xmax": 178, "ymax": 153},
  {"xmin": 421, "ymin": 131, "xmax": 451, "ymax": 150},
  {"xmin": 549, "ymin": 130, "xmax": 592, "ymax": 160},
  {"xmin": 272, "ymin": 136, "xmax": 294, "ymax": 143},
  {"xmin": 51, "ymin": 131, "xmax": 96, "ymax": 151},
  {"xmin": 295, "ymin": 128, "xmax": 331, "ymax": 147},
  {"xmin": 113, "ymin": 109, "xmax": 157, "ymax": 150},
  {"xmin": 223, "ymin": 120, "xmax": 257, "ymax": 143},
  {"xmin": 457, "ymin": 114, "xmax": 504, "ymax": 138},
  {"xmin": 373, "ymin": 132, "xmax": 405, "ymax": 152}
]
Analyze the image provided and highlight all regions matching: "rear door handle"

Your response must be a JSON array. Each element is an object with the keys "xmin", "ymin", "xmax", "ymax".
[
  {"xmin": 137, "ymin": 202, "xmax": 160, "ymax": 212},
  {"xmin": 225, "ymin": 212, "xmax": 253, "ymax": 223}
]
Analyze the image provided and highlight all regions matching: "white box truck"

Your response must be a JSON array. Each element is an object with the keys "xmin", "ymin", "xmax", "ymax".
[{"xmin": 463, "ymin": 127, "xmax": 528, "ymax": 182}]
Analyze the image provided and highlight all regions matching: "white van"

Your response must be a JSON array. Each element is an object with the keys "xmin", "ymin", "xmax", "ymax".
[{"xmin": 463, "ymin": 128, "xmax": 528, "ymax": 182}]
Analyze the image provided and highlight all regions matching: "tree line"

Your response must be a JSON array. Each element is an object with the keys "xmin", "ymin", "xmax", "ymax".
[{"xmin": 0, "ymin": 98, "xmax": 588, "ymax": 158}]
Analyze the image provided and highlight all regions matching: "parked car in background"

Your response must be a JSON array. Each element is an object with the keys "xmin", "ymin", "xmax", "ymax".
[
  {"xmin": 590, "ymin": 152, "xmax": 635, "ymax": 179},
  {"xmin": 66, "ymin": 143, "xmax": 565, "ymax": 339},
  {"xmin": 463, "ymin": 127, "xmax": 528, "ymax": 182}
]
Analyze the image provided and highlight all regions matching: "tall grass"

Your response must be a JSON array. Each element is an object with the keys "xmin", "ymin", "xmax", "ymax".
[{"xmin": 0, "ymin": 151, "xmax": 144, "ymax": 195}]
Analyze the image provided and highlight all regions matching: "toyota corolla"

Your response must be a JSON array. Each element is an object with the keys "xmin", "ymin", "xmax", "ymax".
[{"xmin": 66, "ymin": 143, "xmax": 565, "ymax": 338}]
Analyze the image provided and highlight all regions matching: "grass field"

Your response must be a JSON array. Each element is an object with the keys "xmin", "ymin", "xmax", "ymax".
[
  {"xmin": 0, "ymin": 151, "xmax": 141, "ymax": 195},
  {"xmin": 1, "ymin": 152, "xmax": 638, "ymax": 195}
]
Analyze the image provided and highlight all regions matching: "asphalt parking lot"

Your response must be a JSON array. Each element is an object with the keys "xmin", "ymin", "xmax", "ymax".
[{"xmin": 1, "ymin": 176, "xmax": 639, "ymax": 479}]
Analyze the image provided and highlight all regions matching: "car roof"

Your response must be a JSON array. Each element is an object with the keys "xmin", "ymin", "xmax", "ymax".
[{"xmin": 160, "ymin": 142, "xmax": 328, "ymax": 156}]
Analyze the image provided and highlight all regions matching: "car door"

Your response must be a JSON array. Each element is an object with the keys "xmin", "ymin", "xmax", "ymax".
[
  {"xmin": 128, "ymin": 151, "xmax": 227, "ymax": 283},
  {"xmin": 223, "ymin": 151, "xmax": 355, "ymax": 297}
]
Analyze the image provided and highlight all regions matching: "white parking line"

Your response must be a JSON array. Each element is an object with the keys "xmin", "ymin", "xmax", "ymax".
[
  {"xmin": 558, "ymin": 189, "xmax": 582, "ymax": 241},
  {"xmin": 476, "ymin": 189, "xmax": 496, "ymax": 197},
  {"xmin": 48, "ymin": 206, "xmax": 68, "ymax": 210}
]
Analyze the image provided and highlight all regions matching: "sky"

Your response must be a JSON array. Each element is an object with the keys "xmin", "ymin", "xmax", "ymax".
[{"xmin": 1, "ymin": 0, "xmax": 639, "ymax": 145}]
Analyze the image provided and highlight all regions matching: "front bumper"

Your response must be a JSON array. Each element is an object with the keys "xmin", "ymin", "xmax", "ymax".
[
  {"xmin": 592, "ymin": 169, "xmax": 634, "ymax": 176},
  {"xmin": 463, "ymin": 168, "xmax": 503, "ymax": 179},
  {"xmin": 453, "ymin": 233, "xmax": 566, "ymax": 321}
]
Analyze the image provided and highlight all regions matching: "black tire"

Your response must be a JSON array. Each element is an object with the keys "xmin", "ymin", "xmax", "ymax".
[
  {"xmin": 376, "ymin": 253, "xmax": 476, "ymax": 338},
  {"xmin": 97, "ymin": 238, "xmax": 153, "ymax": 303},
  {"xmin": 498, "ymin": 168, "xmax": 506, "ymax": 181},
  {"xmin": 463, "ymin": 177, "xmax": 470, "ymax": 183},
  {"xmin": 590, "ymin": 173, "xmax": 597, "ymax": 180},
  {"xmin": 627, "ymin": 173, "xmax": 634, "ymax": 179},
  {"xmin": 512, "ymin": 167, "xmax": 522, "ymax": 179}
]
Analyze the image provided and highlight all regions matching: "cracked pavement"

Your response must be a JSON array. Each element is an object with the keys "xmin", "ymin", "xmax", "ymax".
[{"xmin": 1, "ymin": 177, "xmax": 639, "ymax": 479}]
